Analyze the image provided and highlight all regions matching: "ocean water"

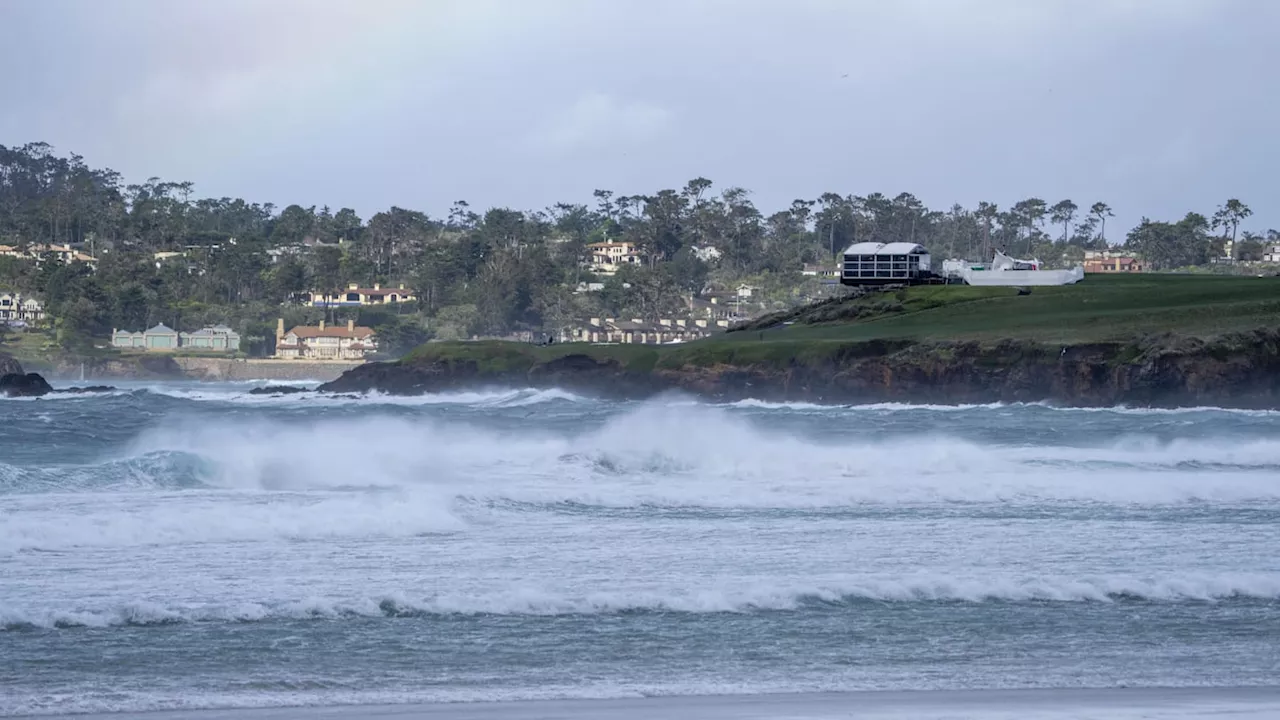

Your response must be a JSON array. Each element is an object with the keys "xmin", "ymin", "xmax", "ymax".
[{"xmin": 2, "ymin": 383, "xmax": 1280, "ymax": 716}]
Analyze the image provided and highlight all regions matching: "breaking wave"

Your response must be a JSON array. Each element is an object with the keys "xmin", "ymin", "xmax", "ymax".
[
  {"xmin": 721, "ymin": 398, "xmax": 1280, "ymax": 416},
  {"xmin": 0, "ymin": 489, "xmax": 463, "ymax": 553},
  {"xmin": 6, "ymin": 572, "xmax": 1280, "ymax": 630},
  {"xmin": 131, "ymin": 386, "xmax": 587, "ymax": 407},
  {"xmin": 6, "ymin": 402, "xmax": 1280, "ymax": 506}
]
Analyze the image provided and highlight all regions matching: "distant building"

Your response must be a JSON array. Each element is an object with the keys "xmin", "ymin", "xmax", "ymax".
[
  {"xmin": 180, "ymin": 325, "xmax": 241, "ymax": 351},
  {"xmin": 585, "ymin": 241, "xmax": 642, "ymax": 275},
  {"xmin": 0, "ymin": 243, "xmax": 96, "ymax": 267},
  {"xmin": 111, "ymin": 324, "xmax": 241, "ymax": 352},
  {"xmin": 840, "ymin": 242, "xmax": 932, "ymax": 286},
  {"xmin": 153, "ymin": 251, "xmax": 184, "ymax": 267},
  {"xmin": 0, "ymin": 292, "xmax": 44, "ymax": 325},
  {"xmin": 1263, "ymin": 245, "xmax": 1280, "ymax": 263},
  {"xmin": 266, "ymin": 246, "xmax": 305, "ymax": 264},
  {"xmin": 691, "ymin": 245, "xmax": 722, "ymax": 262},
  {"xmin": 275, "ymin": 319, "xmax": 377, "ymax": 360},
  {"xmin": 1083, "ymin": 256, "xmax": 1144, "ymax": 273},
  {"xmin": 801, "ymin": 263, "xmax": 839, "ymax": 278},
  {"xmin": 112, "ymin": 324, "xmax": 178, "ymax": 351},
  {"xmin": 305, "ymin": 283, "xmax": 416, "ymax": 307},
  {"xmin": 563, "ymin": 317, "xmax": 729, "ymax": 345},
  {"xmin": 1082, "ymin": 250, "xmax": 1144, "ymax": 273}
]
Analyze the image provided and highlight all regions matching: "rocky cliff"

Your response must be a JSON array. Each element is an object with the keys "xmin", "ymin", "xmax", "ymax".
[{"xmin": 318, "ymin": 330, "xmax": 1280, "ymax": 409}]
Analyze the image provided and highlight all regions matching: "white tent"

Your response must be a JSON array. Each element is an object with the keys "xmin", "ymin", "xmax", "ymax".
[{"xmin": 958, "ymin": 250, "xmax": 1084, "ymax": 286}]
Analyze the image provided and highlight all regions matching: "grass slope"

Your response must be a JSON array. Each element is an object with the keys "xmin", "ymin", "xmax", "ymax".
[
  {"xmin": 733, "ymin": 274, "xmax": 1280, "ymax": 343},
  {"xmin": 400, "ymin": 275, "xmax": 1280, "ymax": 373}
]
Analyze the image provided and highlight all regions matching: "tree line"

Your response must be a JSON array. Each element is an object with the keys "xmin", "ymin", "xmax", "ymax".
[{"xmin": 0, "ymin": 141, "xmax": 1266, "ymax": 352}]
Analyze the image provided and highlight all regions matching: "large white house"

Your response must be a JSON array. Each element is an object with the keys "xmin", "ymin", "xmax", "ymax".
[
  {"xmin": 584, "ymin": 241, "xmax": 642, "ymax": 275},
  {"xmin": 0, "ymin": 292, "xmax": 45, "ymax": 325},
  {"xmin": 274, "ymin": 319, "xmax": 377, "ymax": 360},
  {"xmin": 304, "ymin": 283, "xmax": 417, "ymax": 307}
]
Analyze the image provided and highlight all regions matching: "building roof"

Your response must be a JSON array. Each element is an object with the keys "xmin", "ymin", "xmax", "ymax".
[
  {"xmin": 348, "ymin": 287, "xmax": 411, "ymax": 296},
  {"xmin": 609, "ymin": 320, "xmax": 651, "ymax": 331},
  {"xmin": 843, "ymin": 242, "xmax": 929, "ymax": 255},
  {"xmin": 146, "ymin": 323, "xmax": 177, "ymax": 334},
  {"xmin": 586, "ymin": 241, "xmax": 637, "ymax": 249},
  {"xmin": 184, "ymin": 325, "xmax": 238, "ymax": 336},
  {"xmin": 287, "ymin": 325, "xmax": 376, "ymax": 339}
]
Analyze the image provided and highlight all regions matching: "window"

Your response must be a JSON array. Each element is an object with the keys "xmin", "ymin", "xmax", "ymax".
[{"xmin": 346, "ymin": 293, "xmax": 360, "ymax": 302}]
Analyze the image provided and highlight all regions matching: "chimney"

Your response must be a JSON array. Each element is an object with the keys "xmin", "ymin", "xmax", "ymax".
[
  {"xmin": 374, "ymin": 283, "xmax": 381, "ymax": 290},
  {"xmin": 276, "ymin": 318, "xmax": 284, "ymax": 341},
  {"xmin": 589, "ymin": 318, "xmax": 601, "ymax": 327},
  {"xmin": 347, "ymin": 319, "xmax": 355, "ymax": 333},
  {"xmin": 319, "ymin": 320, "xmax": 326, "ymax": 331}
]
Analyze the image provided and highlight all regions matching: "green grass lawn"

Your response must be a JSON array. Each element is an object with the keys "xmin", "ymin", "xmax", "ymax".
[
  {"xmin": 401, "ymin": 339, "xmax": 664, "ymax": 373},
  {"xmin": 0, "ymin": 329, "xmax": 60, "ymax": 361},
  {"xmin": 728, "ymin": 274, "xmax": 1280, "ymax": 345},
  {"xmin": 399, "ymin": 274, "xmax": 1280, "ymax": 373}
]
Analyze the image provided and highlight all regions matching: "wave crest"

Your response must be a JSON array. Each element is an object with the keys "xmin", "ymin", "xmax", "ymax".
[
  {"xmin": 6, "ymin": 573, "xmax": 1279, "ymax": 630},
  {"xmin": 7, "ymin": 402, "xmax": 1280, "ymax": 506}
]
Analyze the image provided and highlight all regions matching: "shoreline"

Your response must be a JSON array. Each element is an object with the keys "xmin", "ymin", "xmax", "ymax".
[
  {"xmin": 316, "ymin": 329, "xmax": 1280, "ymax": 411},
  {"xmin": 17, "ymin": 686, "xmax": 1280, "ymax": 720},
  {"xmin": 20, "ymin": 356, "xmax": 363, "ymax": 383}
]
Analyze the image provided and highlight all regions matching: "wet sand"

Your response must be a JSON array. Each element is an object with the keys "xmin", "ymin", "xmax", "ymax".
[{"xmin": 22, "ymin": 686, "xmax": 1280, "ymax": 720}]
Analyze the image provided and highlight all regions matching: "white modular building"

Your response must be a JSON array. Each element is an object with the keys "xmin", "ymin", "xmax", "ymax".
[{"xmin": 840, "ymin": 242, "xmax": 932, "ymax": 286}]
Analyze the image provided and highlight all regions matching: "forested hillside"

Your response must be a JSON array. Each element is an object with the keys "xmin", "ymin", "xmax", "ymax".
[{"xmin": 0, "ymin": 142, "xmax": 1264, "ymax": 354}]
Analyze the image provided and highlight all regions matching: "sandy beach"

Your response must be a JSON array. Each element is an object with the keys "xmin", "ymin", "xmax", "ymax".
[{"xmin": 18, "ymin": 687, "xmax": 1280, "ymax": 720}]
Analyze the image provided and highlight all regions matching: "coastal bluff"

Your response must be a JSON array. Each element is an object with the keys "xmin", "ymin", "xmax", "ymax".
[{"xmin": 317, "ymin": 330, "xmax": 1280, "ymax": 410}]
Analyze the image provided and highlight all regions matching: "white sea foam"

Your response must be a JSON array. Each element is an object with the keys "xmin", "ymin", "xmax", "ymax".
[
  {"xmin": 4, "ymin": 572, "xmax": 1278, "ymax": 630},
  {"xmin": 133, "ymin": 385, "xmax": 586, "ymax": 408},
  {"xmin": 722, "ymin": 399, "xmax": 1012, "ymax": 412},
  {"xmin": 0, "ymin": 489, "xmax": 464, "ymax": 553},
  {"xmin": 85, "ymin": 402, "xmax": 1280, "ymax": 506},
  {"xmin": 721, "ymin": 398, "xmax": 1280, "ymax": 416},
  {"xmin": 8, "ymin": 402, "xmax": 1280, "ymax": 555}
]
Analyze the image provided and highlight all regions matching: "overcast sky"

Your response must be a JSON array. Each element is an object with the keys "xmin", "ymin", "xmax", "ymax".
[{"xmin": 0, "ymin": 0, "xmax": 1275, "ymax": 238}]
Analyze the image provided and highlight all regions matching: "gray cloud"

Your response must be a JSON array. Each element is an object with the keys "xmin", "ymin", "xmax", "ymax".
[{"xmin": 0, "ymin": 0, "xmax": 1274, "ymax": 238}]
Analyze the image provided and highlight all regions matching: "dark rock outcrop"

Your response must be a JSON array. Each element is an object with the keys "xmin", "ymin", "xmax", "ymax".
[
  {"xmin": 0, "ymin": 353, "xmax": 22, "ymax": 377},
  {"xmin": 248, "ymin": 385, "xmax": 311, "ymax": 396},
  {"xmin": 0, "ymin": 372, "xmax": 53, "ymax": 397},
  {"xmin": 55, "ymin": 385, "xmax": 118, "ymax": 394},
  {"xmin": 318, "ymin": 329, "xmax": 1280, "ymax": 410}
]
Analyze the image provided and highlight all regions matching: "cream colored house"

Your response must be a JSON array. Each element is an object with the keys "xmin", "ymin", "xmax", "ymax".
[
  {"xmin": 584, "ymin": 242, "xmax": 642, "ymax": 275},
  {"xmin": 0, "ymin": 292, "xmax": 45, "ymax": 324},
  {"xmin": 275, "ymin": 319, "xmax": 377, "ymax": 360},
  {"xmin": 305, "ymin": 283, "xmax": 416, "ymax": 307}
]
